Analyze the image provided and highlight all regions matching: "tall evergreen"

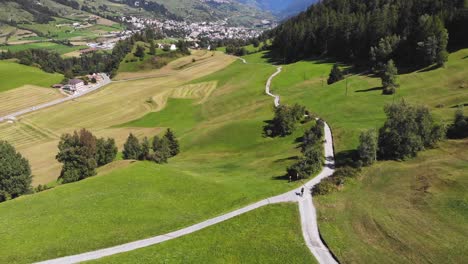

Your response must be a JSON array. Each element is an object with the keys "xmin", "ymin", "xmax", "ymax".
[
  {"xmin": 152, "ymin": 136, "xmax": 171, "ymax": 164},
  {"xmin": 149, "ymin": 39, "xmax": 156, "ymax": 56},
  {"xmin": 327, "ymin": 64, "xmax": 344, "ymax": 85},
  {"xmin": 163, "ymin": 129, "xmax": 180, "ymax": 157},
  {"xmin": 381, "ymin": 60, "xmax": 398, "ymax": 94},
  {"xmin": 123, "ymin": 133, "xmax": 142, "ymax": 160},
  {"xmin": 270, "ymin": 0, "xmax": 465, "ymax": 67}
]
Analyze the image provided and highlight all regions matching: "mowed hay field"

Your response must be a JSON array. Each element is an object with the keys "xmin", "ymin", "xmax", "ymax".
[
  {"xmin": 0, "ymin": 60, "xmax": 63, "ymax": 93},
  {"xmin": 0, "ymin": 51, "xmax": 235, "ymax": 185},
  {"xmin": 315, "ymin": 139, "xmax": 468, "ymax": 263},
  {"xmin": 91, "ymin": 204, "xmax": 316, "ymax": 264},
  {"xmin": 0, "ymin": 85, "xmax": 65, "ymax": 116},
  {"xmin": 0, "ymin": 52, "xmax": 314, "ymax": 263}
]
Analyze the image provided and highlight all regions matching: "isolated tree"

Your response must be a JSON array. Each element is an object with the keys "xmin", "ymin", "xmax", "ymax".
[
  {"xmin": 134, "ymin": 44, "xmax": 145, "ymax": 59},
  {"xmin": 152, "ymin": 136, "xmax": 171, "ymax": 163},
  {"xmin": 358, "ymin": 129, "xmax": 378, "ymax": 166},
  {"xmin": 163, "ymin": 129, "xmax": 180, "ymax": 157},
  {"xmin": 327, "ymin": 63, "xmax": 344, "ymax": 85},
  {"xmin": 378, "ymin": 101, "xmax": 444, "ymax": 160},
  {"xmin": 56, "ymin": 129, "xmax": 98, "ymax": 183},
  {"xmin": 447, "ymin": 106, "xmax": 468, "ymax": 139},
  {"xmin": 0, "ymin": 141, "xmax": 32, "ymax": 201},
  {"xmin": 265, "ymin": 104, "xmax": 306, "ymax": 137},
  {"xmin": 149, "ymin": 39, "xmax": 156, "ymax": 56},
  {"xmin": 123, "ymin": 133, "xmax": 142, "ymax": 160},
  {"xmin": 381, "ymin": 60, "xmax": 398, "ymax": 94},
  {"xmin": 96, "ymin": 138, "xmax": 118, "ymax": 166}
]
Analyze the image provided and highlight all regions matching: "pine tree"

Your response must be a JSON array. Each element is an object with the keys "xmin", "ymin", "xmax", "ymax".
[
  {"xmin": 358, "ymin": 129, "xmax": 378, "ymax": 166},
  {"xmin": 134, "ymin": 45, "xmax": 145, "ymax": 59},
  {"xmin": 123, "ymin": 133, "xmax": 142, "ymax": 160},
  {"xmin": 327, "ymin": 64, "xmax": 344, "ymax": 85},
  {"xmin": 152, "ymin": 136, "xmax": 171, "ymax": 163},
  {"xmin": 149, "ymin": 39, "xmax": 156, "ymax": 56},
  {"xmin": 382, "ymin": 60, "xmax": 398, "ymax": 94},
  {"xmin": 96, "ymin": 138, "xmax": 118, "ymax": 166},
  {"xmin": 163, "ymin": 129, "xmax": 180, "ymax": 157},
  {"xmin": 140, "ymin": 137, "xmax": 151, "ymax": 161}
]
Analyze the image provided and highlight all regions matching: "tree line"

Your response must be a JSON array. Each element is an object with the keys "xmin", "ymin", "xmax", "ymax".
[
  {"xmin": 0, "ymin": 28, "xmax": 161, "ymax": 78},
  {"xmin": 270, "ymin": 0, "xmax": 466, "ymax": 69},
  {"xmin": 0, "ymin": 128, "xmax": 180, "ymax": 203},
  {"xmin": 122, "ymin": 129, "xmax": 180, "ymax": 164}
]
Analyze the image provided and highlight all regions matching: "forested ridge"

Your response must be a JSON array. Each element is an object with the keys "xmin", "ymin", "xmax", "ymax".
[{"xmin": 270, "ymin": 0, "xmax": 468, "ymax": 66}]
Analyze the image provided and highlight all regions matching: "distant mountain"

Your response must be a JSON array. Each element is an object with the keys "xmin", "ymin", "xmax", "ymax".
[
  {"xmin": 0, "ymin": 0, "xmax": 275, "ymax": 27},
  {"xmin": 236, "ymin": 0, "xmax": 317, "ymax": 18}
]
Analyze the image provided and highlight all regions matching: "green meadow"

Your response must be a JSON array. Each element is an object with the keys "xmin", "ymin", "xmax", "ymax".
[
  {"xmin": 91, "ymin": 204, "xmax": 316, "ymax": 264},
  {"xmin": 0, "ymin": 55, "xmax": 310, "ymax": 263},
  {"xmin": 1, "ymin": 42, "xmax": 86, "ymax": 55},
  {"xmin": 0, "ymin": 60, "xmax": 63, "ymax": 92},
  {"xmin": 272, "ymin": 49, "xmax": 468, "ymax": 153},
  {"xmin": 316, "ymin": 139, "xmax": 468, "ymax": 263},
  {"xmin": 0, "ymin": 46, "xmax": 466, "ymax": 264}
]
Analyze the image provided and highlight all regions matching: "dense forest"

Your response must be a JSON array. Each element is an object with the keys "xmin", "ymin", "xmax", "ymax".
[{"xmin": 270, "ymin": 0, "xmax": 468, "ymax": 67}]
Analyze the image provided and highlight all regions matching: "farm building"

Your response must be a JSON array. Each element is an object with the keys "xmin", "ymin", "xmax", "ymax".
[{"xmin": 68, "ymin": 79, "xmax": 85, "ymax": 90}]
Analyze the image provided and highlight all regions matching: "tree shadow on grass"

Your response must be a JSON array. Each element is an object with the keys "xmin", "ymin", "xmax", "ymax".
[
  {"xmin": 417, "ymin": 64, "xmax": 441, "ymax": 73},
  {"xmin": 355, "ymin": 86, "xmax": 382, "ymax": 93},
  {"xmin": 274, "ymin": 156, "xmax": 300, "ymax": 163},
  {"xmin": 335, "ymin": 150, "xmax": 360, "ymax": 168},
  {"xmin": 450, "ymin": 103, "xmax": 468, "ymax": 108}
]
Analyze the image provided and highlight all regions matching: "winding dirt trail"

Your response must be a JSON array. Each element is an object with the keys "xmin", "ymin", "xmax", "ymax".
[{"xmin": 36, "ymin": 58, "xmax": 338, "ymax": 264}]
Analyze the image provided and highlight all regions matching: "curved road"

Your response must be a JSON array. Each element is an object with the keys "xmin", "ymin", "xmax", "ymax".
[
  {"xmin": 0, "ymin": 74, "xmax": 111, "ymax": 123},
  {"xmin": 36, "ymin": 59, "xmax": 337, "ymax": 264}
]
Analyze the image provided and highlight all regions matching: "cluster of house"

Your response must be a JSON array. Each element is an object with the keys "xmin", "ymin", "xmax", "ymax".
[
  {"xmin": 121, "ymin": 16, "xmax": 270, "ymax": 41},
  {"xmin": 52, "ymin": 73, "xmax": 103, "ymax": 94}
]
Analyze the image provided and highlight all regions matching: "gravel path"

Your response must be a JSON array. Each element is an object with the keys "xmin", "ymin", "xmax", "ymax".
[
  {"xmin": 35, "ymin": 59, "xmax": 338, "ymax": 264},
  {"xmin": 0, "ymin": 74, "xmax": 111, "ymax": 123}
]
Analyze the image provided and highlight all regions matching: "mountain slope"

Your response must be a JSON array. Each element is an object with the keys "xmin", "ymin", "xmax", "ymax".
[
  {"xmin": 236, "ymin": 0, "xmax": 317, "ymax": 18},
  {"xmin": 0, "ymin": 0, "xmax": 275, "ymax": 26}
]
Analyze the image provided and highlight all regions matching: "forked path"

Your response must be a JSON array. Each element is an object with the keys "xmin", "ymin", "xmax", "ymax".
[{"xmin": 37, "ymin": 58, "xmax": 337, "ymax": 264}]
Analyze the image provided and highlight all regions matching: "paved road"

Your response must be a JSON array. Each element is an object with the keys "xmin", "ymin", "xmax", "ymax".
[
  {"xmin": 35, "ymin": 59, "xmax": 338, "ymax": 264},
  {"xmin": 0, "ymin": 74, "xmax": 111, "ymax": 123}
]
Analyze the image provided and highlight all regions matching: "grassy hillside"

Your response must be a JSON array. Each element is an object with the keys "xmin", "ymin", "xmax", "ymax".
[
  {"xmin": 0, "ymin": 52, "xmax": 311, "ymax": 263},
  {"xmin": 0, "ymin": 60, "xmax": 63, "ymax": 92},
  {"xmin": 91, "ymin": 204, "xmax": 316, "ymax": 264},
  {"xmin": 315, "ymin": 139, "xmax": 468, "ymax": 263},
  {"xmin": 272, "ymin": 49, "xmax": 468, "ymax": 153},
  {"xmin": 0, "ymin": 45, "xmax": 466, "ymax": 263}
]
